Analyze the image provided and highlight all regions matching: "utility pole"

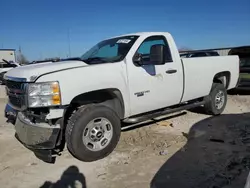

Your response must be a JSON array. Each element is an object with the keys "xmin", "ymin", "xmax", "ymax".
[
  {"xmin": 67, "ymin": 28, "xmax": 71, "ymax": 57},
  {"xmin": 18, "ymin": 45, "xmax": 22, "ymax": 53}
]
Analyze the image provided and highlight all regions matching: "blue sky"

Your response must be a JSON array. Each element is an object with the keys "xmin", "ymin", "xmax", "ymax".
[{"xmin": 1, "ymin": 0, "xmax": 250, "ymax": 61}]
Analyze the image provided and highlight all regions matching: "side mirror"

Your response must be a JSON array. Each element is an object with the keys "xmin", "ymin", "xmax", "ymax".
[
  {"xmin": 150, "ymin": 44, "xmax": 166, "ymax": 65},
  {"xmin": 133, "ymin": 53, "xmax": 142, "ymax": 65}
]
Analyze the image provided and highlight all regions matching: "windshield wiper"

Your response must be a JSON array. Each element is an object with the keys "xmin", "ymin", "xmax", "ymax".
[
  {"xmin": 82, "ymin": 57, "xmax": 107, "ymax": 64},
  {"xmin": 59, "ymin": 57, "xmax": 84, "ymax": 62}
]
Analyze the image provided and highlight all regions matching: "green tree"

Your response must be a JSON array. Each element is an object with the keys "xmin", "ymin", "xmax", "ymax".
[{"xmin": 16, "ymin": 53, "xmax": 29, "ymax": 65}]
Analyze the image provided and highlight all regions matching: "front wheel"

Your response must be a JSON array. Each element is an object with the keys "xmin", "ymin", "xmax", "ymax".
[
  {"xmin": 204, "ymin": 83, "xmax": 227, "ymax": 115},
  {"xmin": 66, "ymin": 104, "xmax": 121, "ymax": 162}
]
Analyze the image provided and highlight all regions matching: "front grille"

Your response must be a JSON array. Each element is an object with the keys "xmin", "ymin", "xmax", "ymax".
[
  {"xmin": 9, "ymin": 95, "xmax": 22, "ymax": 108},
  {"xmin": 6, "ymin": 81, "xmax": 26, "ymax": 109},
  {"xmin": 6, "ymin": 80, "xmax": 23, "ymax": 90}
]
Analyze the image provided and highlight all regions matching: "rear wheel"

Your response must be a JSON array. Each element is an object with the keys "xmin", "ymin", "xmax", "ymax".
[
  {"xmin": 66, "ymin": 104, "xmax": 121, "ymax": 162},
  {"xmin": 204, "ymin": 83, "xmax": 227, "ymax": 115}
]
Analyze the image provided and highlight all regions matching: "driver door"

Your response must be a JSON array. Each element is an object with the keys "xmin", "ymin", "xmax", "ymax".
[{"xmin": 126, "ymin": 35, "xmax": 183, "ymax": 116}]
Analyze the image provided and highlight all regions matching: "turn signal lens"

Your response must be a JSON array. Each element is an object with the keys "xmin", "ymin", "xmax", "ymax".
[{"xmin": 52, "ymin": 94, "xmax": 61, "ymax": 105}]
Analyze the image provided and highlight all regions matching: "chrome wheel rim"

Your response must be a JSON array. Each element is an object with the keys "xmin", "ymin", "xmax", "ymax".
[
  {"xmin": 82, "ymin": 117, "xmax": 113, "ymax": 151},
  {"xmin": 215, "ymin": 90, "xmax": 225, "ymax": 109}
]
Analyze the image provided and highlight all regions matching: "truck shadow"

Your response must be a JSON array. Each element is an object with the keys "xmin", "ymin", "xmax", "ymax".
[
  {"xmin": 40, "ymin": 165, "xmax": 86, "ymax": 188},
  {"xmin": 150, "ymin": 113, "xmax": 250, "ymax": 188},
  {"xmin": 228, "ymin": 89, "xmax": 250, "ymax": 95},
  {"xmin": 187, "ymin": 106, "xmax": 207, "ymax": 114}
]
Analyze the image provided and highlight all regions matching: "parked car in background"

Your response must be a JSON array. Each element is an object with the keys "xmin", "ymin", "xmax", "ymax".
[
  {"xmin": 236, "ymin": 57, "xmax": 250, "ymax": 89},
  {"xmin": 4, "ymin": 32, "xmax": 239, "ymax": 163},
  {"xmin": 180, "ymin": 51, "xmax": 220, "ymax": 58},
  {"xmin": 0, "ymin": 59, "xmax": 20, "ymax": 84}
]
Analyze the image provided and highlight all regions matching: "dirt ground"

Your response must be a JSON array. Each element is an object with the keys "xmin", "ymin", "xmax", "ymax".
[{"xmin": 1, "ymin": 93, "xmax": 250, "ymax": 188}]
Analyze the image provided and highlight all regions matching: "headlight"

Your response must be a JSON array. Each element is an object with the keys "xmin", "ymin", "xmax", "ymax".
[{"xmin": 28, "ymin": 81, "xmax": 61, "ymax": 107}]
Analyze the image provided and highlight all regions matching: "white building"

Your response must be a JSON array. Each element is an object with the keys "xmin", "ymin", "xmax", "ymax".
[
  {"xmin": 0, "ymin": 49, "xmax": 16, "ymax": 63},
  {"xmin": 0, "ymin": 49, "xmax": 17, "ymax": 75}
]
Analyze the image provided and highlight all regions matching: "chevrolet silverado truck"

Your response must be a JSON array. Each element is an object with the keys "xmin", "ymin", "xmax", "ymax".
[{"xmin": 4, "ymin": 32, "xmax": 239, "ymax": 163}]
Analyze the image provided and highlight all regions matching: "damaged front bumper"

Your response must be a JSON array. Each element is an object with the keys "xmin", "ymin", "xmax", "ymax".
[
  {"xmin": 5, "ymin": 103, "xmax": 17, "ymax": 124},
  {"xmin": 14, "ymin": 112, "xmax": 61, "ymax": 163}
]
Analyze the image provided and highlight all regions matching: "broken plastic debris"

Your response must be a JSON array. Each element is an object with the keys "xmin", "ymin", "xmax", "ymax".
[{"xmin": 159, "ymin": 150, "xmax": 168, "ymax": 155}]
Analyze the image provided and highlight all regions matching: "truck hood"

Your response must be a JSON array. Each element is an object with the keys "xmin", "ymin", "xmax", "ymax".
[{"xmin": 5, "ymin": 60, "xmax": 88, "ymax": 82}]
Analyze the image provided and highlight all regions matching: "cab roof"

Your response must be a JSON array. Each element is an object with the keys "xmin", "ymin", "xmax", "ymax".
[{"xmin": 105, "ymin": 32, "xmax": 171, "ymax": 40}]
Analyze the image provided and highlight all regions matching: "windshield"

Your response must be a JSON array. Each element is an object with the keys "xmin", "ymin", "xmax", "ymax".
[{"xmin": 81, "ymin": 35, "xmax": 139, "ymax": 64}]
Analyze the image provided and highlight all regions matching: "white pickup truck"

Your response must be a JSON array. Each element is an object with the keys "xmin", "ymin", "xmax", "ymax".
[{"xmin": 4, "ymin": 32, "xmax": 239, "ymax": 163}]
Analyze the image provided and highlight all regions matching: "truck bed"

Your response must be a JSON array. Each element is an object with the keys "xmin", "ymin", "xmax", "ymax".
[{"xmin": 180, "ymin": 55, "xmax": 239, "ymax": 102}]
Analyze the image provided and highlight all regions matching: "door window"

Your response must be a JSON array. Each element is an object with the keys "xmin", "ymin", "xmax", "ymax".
[{"xmin": 135, "ymin": 36, "xmax": 172, "ymax": 64}]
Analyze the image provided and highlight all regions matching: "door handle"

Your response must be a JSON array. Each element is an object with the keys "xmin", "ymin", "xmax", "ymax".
[{"xmin": 165, "ymin": 69, "xmax": 177, "ymax": 74}]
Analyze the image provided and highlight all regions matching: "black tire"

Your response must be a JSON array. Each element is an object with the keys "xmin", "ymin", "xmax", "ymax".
[
  {"xmin": 66, "ymin": 104, "xmax": 121, "ymax": 162},
  {"xmin": 204, "ymin": 83, "xmax": 227, "ymax": 115}
]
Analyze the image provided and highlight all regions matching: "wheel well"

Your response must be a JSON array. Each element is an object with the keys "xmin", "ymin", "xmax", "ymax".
[
  {"xmin": 213, "ymin": 71, "xmax": 231, "ymax": 89},
  {"xmin": 63, "ymin": 89, "xmax": 125, "ymax": 128}
]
